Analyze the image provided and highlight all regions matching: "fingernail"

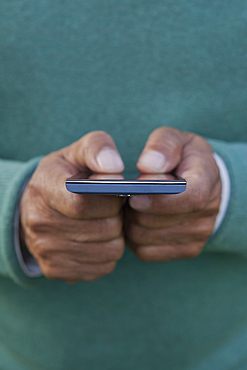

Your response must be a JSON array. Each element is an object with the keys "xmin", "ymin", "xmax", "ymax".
[
  {"xmin": 96, "ymin": 149, "xmax": 124, "ymax": 171},
  {"xmin": 138, "ymin": 150, "xmax": 166, "ymax": 172},
  {"xmin": 129, "ymin": 195, "xmax": 150, "ymax": 210}
]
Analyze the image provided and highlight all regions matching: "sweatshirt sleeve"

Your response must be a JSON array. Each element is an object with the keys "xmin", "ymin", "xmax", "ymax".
[
  {"xmin": 204, "ymin": 139, "xmax": 247, "ymax": 256},
  {"xmin": 0, "ymin": 157, "xmax": 44, "ymax": 287}
]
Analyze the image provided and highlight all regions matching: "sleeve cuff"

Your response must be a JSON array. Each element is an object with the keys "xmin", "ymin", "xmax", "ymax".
[
  {"xmin": 0, "ymin": 156, "xmax": 44, "ymax": 287},
  {"xmin": 204, "ymin": 139, "xmax": 247, "ymax": 256},
  {"xmin": 212, "ymin": 153, "xmax": 231, "ymax": 234},
  {"xmin": 14, "ymin": 178, "xmax": 42, "ymax": 278}
]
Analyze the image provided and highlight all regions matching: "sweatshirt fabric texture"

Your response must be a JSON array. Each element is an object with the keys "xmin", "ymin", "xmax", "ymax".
[{"xmin": 0, "ymin": 1, "xmax": 247, "ymax": 369}]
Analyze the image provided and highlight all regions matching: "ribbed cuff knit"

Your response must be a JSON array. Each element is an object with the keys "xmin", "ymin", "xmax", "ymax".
[
  {"xmin": 0, "ymin": 157, "xmax": 44, "ymax": 287},
  {"xmin": 205, "ymin": 139, "xmax": 247, "ymax": 256}
]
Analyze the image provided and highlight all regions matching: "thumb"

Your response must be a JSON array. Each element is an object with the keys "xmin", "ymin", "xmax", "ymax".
[
  {"xmin": 61, "ymin": 131, "xmax": 124, "ymax": 173},
  {"xmin": 136, "ymin": 127, "xmax": 184, "ymax": 173}
]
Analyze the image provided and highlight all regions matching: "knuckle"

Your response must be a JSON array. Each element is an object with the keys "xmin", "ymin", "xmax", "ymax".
[
  {"xmin": 124, "ymin": 221, "xmax": 142, "ymax": 245},
  {"xmin": 114, "ymin": 237, "xmax": 125, "ymax": 260},
  {"xmin": 65, "ymin": 195, "xmax": 87, "ymax": 219},
  {"xmin": 23, "ymin": 203, "xmax": 51, "ymax": 235},
  {"xmin": 84, "ymin": 130, "xmax": 111, "ymax": 143},
  {"xmin": 194, "ymin": 219, "xmax": 214, "ymax": 240},
  {"xmin": 24, "ymin": 175, "xmax": 40, "ymax": 197},
  {"xmin": 104, "ymin": 215, "xmax": 123, "ymax": 239},
  {"xmin": 201, "ymin": 225, "xmax": 214, "ymax": 239},
  {"xmin": 94, "ymin": 196, "xmax": 123, "ymax": 218},
  {"xmin": 152, "ymin": 126, "xmax": 180, "ymax": 139},
  {"xmin": 91, "ymin": 216, "xmax": 123, "ymax": 242},
  {"xmin": 107, "ymin": 237, "xmax": 125, "ymax": 261},
  {"xmin": 65, "ymin": 195, "xmax": 123, "ymax": 220},
  {"xmin": 193, "ymin": 134, "xmax": 213, "ymax": 152},
  {"xmin": 24, "ymin": 207, "xmax": 41, "ymax": 232},
  {"xmin": 148, "ymin": 127, "xmax": 182, "ymax": 159},
  {"xmin": 108, "ymin": 199, "xmax": 124, "ymax": 217},
  {"xmin": 165, "ymin": 135, "xmax": 181, "ymax": 152},
  {"xmin": 132, "ymin": 212, "xmax": 150, "ymax": 228},
  {"xmin": 192, "ymin": 190, "xmax": 208, "ymax": 212},
  {"xmin": 133, "ymin": 213, "xmax": 164, "ymax": 229},
  {"xmin": 34, "ymin": 240, "xmax": 54, "ymax": 260}
]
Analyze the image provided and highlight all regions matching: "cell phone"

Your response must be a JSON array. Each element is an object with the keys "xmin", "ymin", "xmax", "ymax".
[{"xmin": 65, "ymin": 172, "xmax": 186, "ymax": 196}]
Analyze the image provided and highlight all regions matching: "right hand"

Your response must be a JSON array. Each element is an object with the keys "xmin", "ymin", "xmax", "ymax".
[{"xmin": 20, "ymin": 131, "xmax": 126, "ymax": 283}]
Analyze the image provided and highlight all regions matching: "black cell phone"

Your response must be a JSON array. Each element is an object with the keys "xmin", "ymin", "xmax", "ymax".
[{"xmin": 65, "ymin": 172, "xmax": 186, "ymax": 196}]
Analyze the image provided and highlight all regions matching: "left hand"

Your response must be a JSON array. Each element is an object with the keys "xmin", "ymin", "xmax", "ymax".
[{"xmin": 124, "ymin": 127, "xmax": 222, "ymax": 262}]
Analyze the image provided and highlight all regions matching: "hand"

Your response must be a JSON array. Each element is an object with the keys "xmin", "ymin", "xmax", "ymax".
[
  {"xmin": 124, "ymin": 127, "xmax": 222, "ymax": 262},
  {"xmin": 20, "ymin": 131, "xmax": 126, "ymax": 283}
]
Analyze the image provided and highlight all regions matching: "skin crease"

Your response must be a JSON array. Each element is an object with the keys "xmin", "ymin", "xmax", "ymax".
[{"xmin": 20, "ymin": 127, "xmax": 222, "ymax": 284}]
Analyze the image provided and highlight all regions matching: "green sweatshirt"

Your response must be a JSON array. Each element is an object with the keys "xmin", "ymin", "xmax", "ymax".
[{"xmin": 0, "ymin": 1, "xmax": 247, "ymax": 369}]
